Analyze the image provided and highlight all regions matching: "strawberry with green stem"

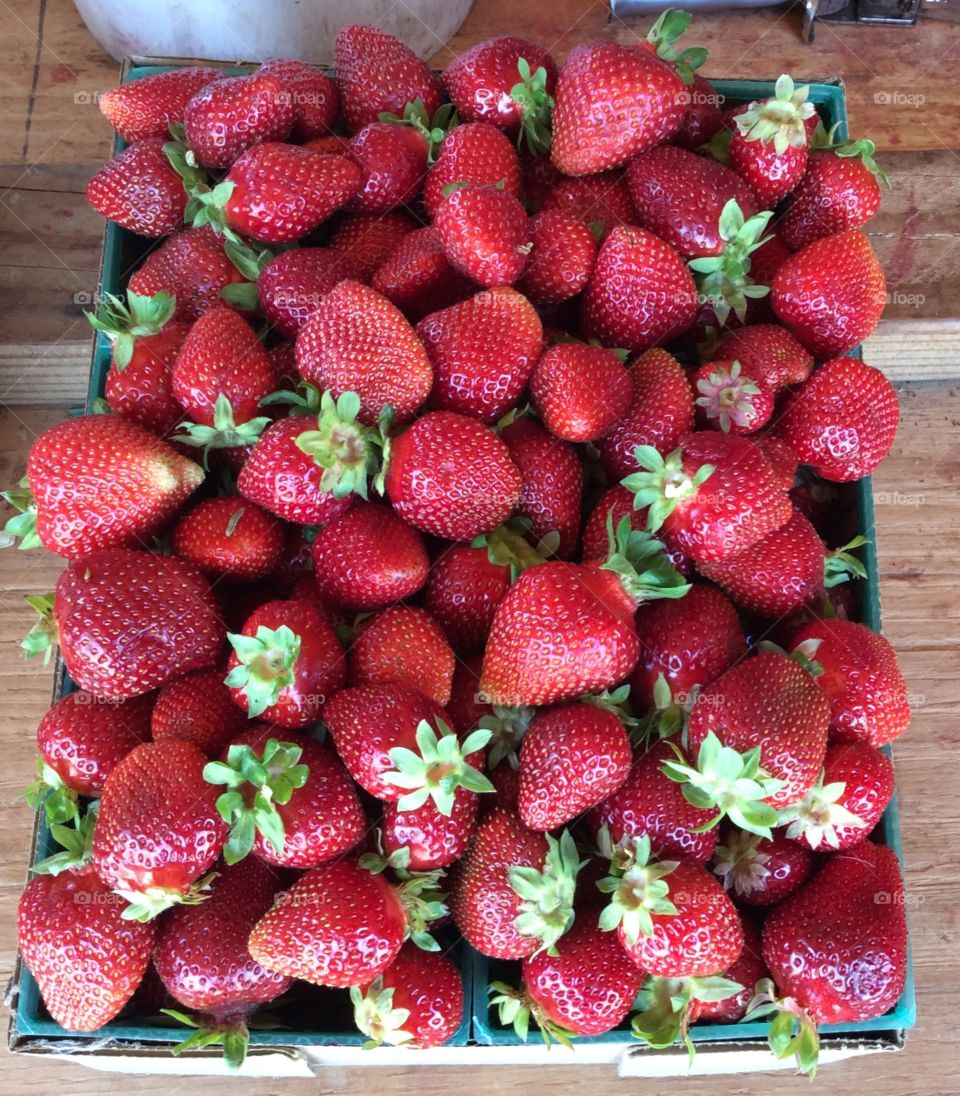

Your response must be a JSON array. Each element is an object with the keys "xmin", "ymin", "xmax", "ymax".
[
  {"xmin": 183, "ymin": 74, "xmax": 294, "ymax": 168},
  {"xmin": 630, "ymin": 971, "xmax": 744, "ymax": 1059},
  {"xmin": 743, "ymin": 979, "xmax": 821, "ymax": 1078},
  {"xmin": 645, "ymin": 10, "xmax": 720, "ymax": 151},
  {"xmin": 711, "ymin": 827, "xmax": 813, "ymax": 906},
  {"xmin": 171, "ymin": 497, "xmax": 283, "ymax": 583},
  {"xmin": 421, "ymin": 118, "xmax": 521, "ymax": 217},
  {"xmin": 694, "ymin": 359, "xmax": 773, "ymax": 435},
  {"xmin": 687, "ymin": 200, "xmax": 774, "ymax": 326},
  {"xmin": 99, "ymin": 66, "xmax": 221, "ymax": 141}
]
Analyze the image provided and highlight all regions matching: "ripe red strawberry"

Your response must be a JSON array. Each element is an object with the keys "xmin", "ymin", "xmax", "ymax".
[
  {"xmin": 540, "ymin": 171, "xmax": 635, "ymax": 233},
  {"xmin": 518, "ymin": 211, "xmax": 598, "ymax": 305},
  {"xmin": 711, "ymin": 827, "xmax": 813, "ymax": 906},
  {"xmin": 382, "ymin": 789, "xmax": 479, "ymax": 871},
  {"xmin": 100, "ymin": 66, "xmax": 221, "ymax": 140},
  {"xmin": 778, "ymin": 357, "xmax": 899, "ymax": 482},
  {"xmin": 51, "ymin": 548, "xmax": 223, "ymax": 698},
  {"xmin": 673, "ymin": 73, "xmax": 724, "ymax": 149},
  {"xmin": 329, "ymin": 211, "xmax": 417, "ymax": 281},
  {"xmin": 353, "ymin": 944, "xmax": 464, "ymax": 1048},
  {"xmin": 371, "ymin": 227, "xmax": 474, "ymax": 322},
  {"xmin": 385, "ymin": 411, "xmax": 522, "ymax": 541},
  {"xmin": 296, "ymin": 279, "xmax": 433, "ymax": 425},
  {"xmin": 256, "ymin": 58, "xmax": 339, "ymax": 141},
  {"xmin": 184, "ymin": 74, "xmax": 294, "ymax": 168},
  {"xmin": 596, "ymin": 348, "xmax": 695, "ymax": 478},
  {"xmin": 335, "ymin": 23, "xmax": 443, "ymax": 133},
  {"xmin": 418, "ymin": 286, "xmax": 542, "ymax": 423},
  {"xmin": 789, "ymin": 618, "xmax": 910, "ymax": 747},
  {"xmin": 434, "ymin": 184, "xmax": 533, "ymax": 288},
  {"xmin": 755, "ymin": 435, "xmax": 799, "ymax": 490},
  {"xmin": 518, "ymin": 704, "xmax": 631, "ymax": 831},
  {"xmin": 693, "ymin": 359, "xmax": 774, "ymax": 434},
  {"xmin": 154, "ymin": 855, "xmax": 292, "ymax": 1068},
  {"xmin": 347, "ymin": 122, "xmax": 429, "ymax": 212},
  {"xmin": 17, "ymin": 858, "xmax": 155, "ymax": 1031},
  {"xmin": 312, "ymin": 501, "xmax": 429, "ymax": 611},
  {"xmin": 580, "ymin": 484, "xmax": 691, "ymax": 576},
  {"xmin": 630, "ymin": 583, "xmax": 745, "ymax": 709},
  {"xmin": 92, "ymin": 738, "xmax": 228, "ymax": 918},
  {"xmin": 151, "ymin": 667, "xmax": 248, "ymax": 756},
  {"xmin": 771, "ymin": 229, "xmax": 886, "ymax": 357},
  {"xmin": 423, "ymin": 543, "xmax": 511, "ymax": 656},
  {"xmin": 712, "ymin": 323, "xmax": 813, "ymax": 396},
  {"xmin": 588, "ymin": 740, "xmax": 720, "ymax": 863},
  {"xmin": 24, "ymin": 415, "xmax": 203, "ymax": 558},
  {"xmin": 479, "ymin": 520, "xmax": 689, "ymax": 706},
  {"xmin": 225, "ymin": 598, "xmax": 345, "ymax": 726},
  {"xmin": 530, "ymin": 343, "xmax": 631, "ymax": 442},
  {"xmin": 86, "ymin": 137, "xmax": 187, "ymax": 237},
  {"xmin": 445, "ymin": 655, "xmax": 492, "ymax": 732},
  {"xmin": 599, "ymin": 836, "xmax": 744, "ymax": 977},
  {"xmin": 551, "ymin": 42, "xmax": 684, "ymax": 175},
  {"xmin": 519, "ymin": 150, "xmax": 562, "ymax": 209},
  {"xmin": 450, "ymin": 809, "xmax": 581, "ymax": 958},
  {"xmin": 349, "ymin": 605, "xmax": 455, "ymax": 706},
  {"xmin": 581, "ymin": 227, "xmax": 698, "ymax": 353},
  {"xmin": 501, "ymin": 417, "xmax": 583, "ymax": 559},
  {"xmin": 627, "ymin": 146, "xmax": 758, "ymax": 257},
  {"xmin": 257, "ymin": 248, "xmax": 355, "ymax": 338},
  {"xmin": 424, "ymin": 122, "xmax": 521, "ymax": 218},
  {"xmin": 687, "ymin": 913, "xmax": 768, "ymax": 1025}
]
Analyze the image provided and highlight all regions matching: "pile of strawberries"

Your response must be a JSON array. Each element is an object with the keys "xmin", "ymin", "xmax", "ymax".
[{"xmin": 8, "ymin": 12, "xmax": 910, "ymax": 1075}]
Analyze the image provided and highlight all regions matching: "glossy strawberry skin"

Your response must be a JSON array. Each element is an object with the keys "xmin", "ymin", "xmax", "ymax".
[
  {"xmin": 423, "ymin": 544, "xmax": 511, "ymax": 656},
  {"xmin": 349, "ymin": 605, "xmax": 455, "ymax": 707},
  {"xmin": 348, "ymin": 123, "xmax": 429, "ymax": 212},
  {"xmin": 100, "ymin": 67, "xmax": 221, "ymax": 140},
  {"xmin": 762, "ymin": 841, "xmax": 907, "ymax": 1024},
  {"xmin": 151, "ymin": 667, "xmax": 248, "ymax": 757},
  {"xmin": 689, "ymin": 913, "xmax": 767, "ymax": 1023},
  {"xmin": 54, "ymin": 548, "xmax": 224, "ymax": 698},
  {"xmin": 446, "ymin": 655, "xmax": 492, "ymax": 732},
  {"xmin": 713, "ymin": 324, "xmax": 813, "ymax": 396},
  {"xmin": 371, "ymin": 227, "xmax": 474, "ymax": 323},
  {"xmin": 386, "ymin": 412, "xmax": 522, "ymax": 542},
  {"xmin": 361, "ymin": 945, "xmax": 464, "ymax": 1048},
  {"xmin": 383, "ymin": 789, "xmax": 479, "ymax": 871},
  {"xmin": 672, "ymin": 73, "xmax": 724, "ymax": 150},
  {"xmin": 418, "ymin": 287, "xmax": 543, "ymax": 424},
  {"xmin": 530, "ymin": 343, "xmax": 631, "ymax": 442},
  {"xmin": 781, "ymin": 150, "xmax": 883, "ymax": 251},
  {"xmin": 580, "ymin": 484, "xmax": 691, "ymax": 576},
  {"xmin": 727, "ymin": 107, "xmax": 817, "ymax": 208},
  {"xmin": 424, "ymin": 123, "xmax": 521, "ymax": 219},
  {"xmin": 37, "ymin": 690, "xmax": 154, "ymax": 798},
  {"xmin": 17, "ymin": 863, "xmax": 155, "ymax": 1032},
  {"xmin": 257, "ymin": 248, "xmax": 355, "ymax": 339},
  {"xmin": 710, "ymin": 828, "xmax": 813, "ymax": 907},
  {"xmin": 86, "ymin": 138, "xmax": 186, "ymax": 237},
  {"xmin": 329, "ymin": 212, "xmax": 416, "ymax": 281},
  {"xmin": 541, "ymin": 172, "xmax": 635, "ymax": 234},
  {"xmin": 184, "ymin": 74, "xmax": 294, "ymax": 168},
  {"xmin": 519, "ymin": 210, "xmax": 598, "ymax": 305},
  {"xmin": 104, "ymin": 319, "xmax": 189, "ymax": 437},
  {"xmin": 435, "ymin": 185, "xmax": 533, "ymax": 288},
  {"xmin": 256, "ymin": 59, "xmax": 339, "ymax": 141},
  {"xmin": 248, "ymin": 858, "xmax": 407, "ymax": 987}
]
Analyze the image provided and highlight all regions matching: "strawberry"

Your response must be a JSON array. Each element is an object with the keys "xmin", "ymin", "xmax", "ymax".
[
  {"xmin": 789, "ymin": 618, "xmax": 910, "ymax": 747},
  {"xmin": 347, "ymin": 122, "xmax": 429, "ymax": 212},
  {"xmin": 418, "ymin": 286, "xmax": 542, "ymax": 423},
  {"xmin": 712, "ymin": 323, "xmax": 813, "ymax": 396},
  {"xmin": 442, "ymin": 37, "xmax": 557, "ymax": 146},
  {"xmin": 449, "ymin": 809, "xmax": 582, "ymax": 958},
  {"xmin": 550, "ymin": 42, "xmax": 684, "ymax": 175},
  {"xmin": 92, "ymin": 738, "xmax": 228, "ymax": 918},
  {"xmin": 598, "ymin": 835, "xmax": 744, "ymax": 977},
  {"xmin": 353, "ymin": 944, "xmax": 464, "ymax": 1048},
  {"xmin": 424, "ymin": 122, "xmax": 522, "ymax": 218},
  {"xmin": 693, "ymin": 359, "xmax": 774, "ymax": 434},
  {"xmin": 207, "ymin": 725, "xmax": 364, "ymax": 867},
  {"xmin": 100, "ymin": 66, "xmax": 221, "ymax": 140},
  {"xmin": 673, "ymin": 74, "xmax": 724, "ymax": 149},
  {"xmin": 183, "ymin": 74, "xmax": 294, "ymax": 168},
  {"xmin": 580, "ymin": 227, "xmax": 698, "ymax": 353},
  {"xmin": 172, "ymin": 498, "xmax": 283, "ymax": 583},
  {"xmin": 446, "ymin": 655, "xmax": 493, "ymax": 732},
  {"xmin": 312, "ymin": 501, "xmax": 429, "ymax": 611},
  {"xmin": 257, "ymin": 248, "xmax": 355, "ymax": 338},
  {"xmin": 501, "ymin": 417, "xmax": 583, "ymax": 559},
  {"xmin": 711, "ymin": 827, "xmax": 813, "ymax": 906},
  {"xmin": 626, "ymin": 146, "xmax": 758, "ymax": 257},
  {"xmin": 588, "ymin": 740, "xmax": 720, "ymax": 863},
  {"xmin": 382, "ymin": 789, "xmax": 479, "ymax": 872},
  {"xmin": 154, "ymin": 855, "xmax": 293, "ymax": 1068},
  {"xmin": 256, "ymin": 58, "xmax": 339, "ymax": 141},
  {"xmin": 755, "ymin": 434, "xmax": 799, "ymax": 490},
  {"xmin": 778, "ymin": 357, "xmax": 899, "ymax": 482},
  {"xmin": 596, "ymin": 348, "xmax": 695, "ymax": 479},
  {"xmin": 151, "ymin": 667, "xmax": 248, "ymax": 756},
  {"xmin": 328, "ymin": 211, "xmax": 417, "ymax": 281},
  {"xmin": 540, "ymin": 172, "xmax": 635, "ymax": 234},
  {"xmin": 686, "ymin": 913, "xmax": 767, "ymax": 1026},
  {"xmin": 423, "ymin": 543, "xmax": 511, "ymax": 656},
  {"xmin": 225, "ymin": 598, "xmax": 345, "ymax": 726},
  {"xmin": 518, "ymin": 211, "xmax": 597, "ymax": 305},
  {"xmin": 518, "ymin": 704, "xmax": 631, "ymax": 831},
  {"xmin": 479, "ymin": 519, "xmax": 689, "ymax": 706},
  {"xmin": 335, "ymin": 24, "xmax": 443, "ymax": 133},
  {"xmin": 519, "ymin": 150, "xmax": 562, "ymax": 210},
  {"xmin": 581, "ymin": 484, "xmax": 691, "ymax": 576},
  {"xmin": 296, "ymin": 280, "xmax": 433, "ymax": 425},
  {"xmin": 434, "ymin": 184, "xmax": 532, "ymax": 288},
  {"xmin": 23, "ymin": 414, "xmax": 203, "ymax": 558},
  {"xmin": 349, "ymin": 605, "xmax": 455, "ymax": 706},
  {"xmin": 385, "ymin": 411, "xmax": 522, "ymax": 541},
  {"xmin": 50, "ymin": 548, "xmax": 224, "ymax": 698},
  {"xmin": 86, "ymin": 137, "xmax": 187, "ymax": 237},
  {"xmin": 530, "ymin": 343, "xmax": 631, "ymax": 442},
  {"xmin": 630, "ymin": 583, "xmax": 745, "ymax": 709},
  {"xmin": 771, "ymin": 229, "xmax": 886, "ymax": 357},
  {"xmin": 371, "ymin": 227, "xmax": 474, "ymax": 322}
]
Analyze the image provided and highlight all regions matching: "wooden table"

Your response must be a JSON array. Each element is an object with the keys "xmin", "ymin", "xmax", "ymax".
[{"xmin": 1, "ymin": 1, "xmax": 959, "ymax": 1093}]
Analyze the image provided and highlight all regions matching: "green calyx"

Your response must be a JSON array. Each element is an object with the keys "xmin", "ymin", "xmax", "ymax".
[
  {"xmin": 621, "ymin": 444, "xmax": 714, "ymax": 534},
  {"xmin": 735, "ymin": 74, "xmax": 815, "ymax": 155},
  {"xmin": 350, "ymin": 980, "xmax": 415, "ymax": 1049},
  {"xmin": 689, "ymin": 200, "xmax": 773, "ymax": 325},
  {"xmin": 161, "ymin": 1009, "xmax": 251, "ymax": 1071},
  {"xmin": 811, "ymin": 121, "xmax": 891, "ymax": 188},
  {"xmin": 660, "ymin": 731, "xmax": 786, "ymax": 839},
  {"xmin": 294, "ymin": 390, "xmax": 386, "ymax": 501},
  {"xmin": 175, "ymin": 393, "xmax": 271, "ymax": 460},
  {"xmin": 203, "ymin": 738, "xmax": 310, "ymax": 864},
  {"xmin": 164, "ymin": 126, "xmax": 211, "ymax": 196},
  {"xmin": 778, "ymin": 771, "xmax": 865, "ymax": 851},
  {"xmin": 225, "ymin": 623, "xmax": 302, "ymax": 718},
  {"xmin": 85, "ymin": 290, "xmax": 176, "ymax": 370},
  {"xmin": 488, "ymin": 982, "xmax": 576, "ymax": 1050},
  {"xmin": 646, "ymin": 8, "xmax": 709, "ymax": 86},
  {"xmin": 509, "ymin": 829, "xmax": 584, "ymax": 956},
  {"xmin": 824, "ymin": 535, "xmax": 868, "ymax": 588},
  {"xmin": 582, "ymin": 684, "xmax": 639, "ymax": 729},
  {"xmin": 21, "ymin": 592, "xmax": 57, "ymax": 665},
  {"xmin": 379, "ymin": 99, "xmax": 458, "ymax": 162},
  {"xmin": 695, "ymin": 360, "xmax": 763, "ymax": 433},
  {"xmin": 390, "ymin": 861, "xmax": 448, "ymax": 953},
  {"xmin": 117, "ymin": 871, "xmax": 217, "ymax": 922},
  {"xmin": 261, "ymin": 380, "xmax": 323, "ymax": 416},
  {"xmin": 743, "ymin": 978, "xmax": 820, "ymax": 1079},
  {"xmin": 24, "ymin": 757, "xmax": 80, "ymax": 826},
  {"xmin": 218, "ymin": 237, "xmax": 273, "ymax": 309},
  {"xmin": 633, "ymin": 674, "xmax": 692, "ymax": 747},
  {"xmin": 2, "ymin": 476, "xmax": 40, "ymax": 550},
  {"xmin": 631, "ymin": 973, "xmax": 744, "ymax": 1061},
  {"xmin": 510, "ymin": 57, "xmax": 554, "ymax": 154},
  {"xmin": 600, "ymin": 513, "xmax": 691, "ymax": 606},
  {"xmin": 597, "ymin": 834, "xmax": 679, "ymax": 945},
  {"xmin": 478, "ymin": 705, "xmax": 536, "ymax": 770},
  {"xmin": 383, "ymin": 718, "xmax": 495, "ymax": 817},
  {"xmin": 185, "ymin": 179, "xmax": 236, "ymax": 238},
  {"xmin": 30, "ymin": 803, "xmax": 98, "ymax": 875},
  {"xmin": 471, "ymin": 517, "xmax": 557, "ymax": 581}
]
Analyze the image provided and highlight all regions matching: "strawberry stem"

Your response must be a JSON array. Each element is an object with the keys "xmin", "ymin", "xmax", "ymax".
[
  {"xmin": 224, "ymin": 623, "xmax": 302, "ymax": 718},
  {"xmin": 2, "ymin": 476, "xmax": 40, "ymax": 549},
  {"xmin": 350, "ymin": 980, "xmax": 415, "ymax": 1048},
  {"xmin": 294, "ymin": 390, "xmax": 386, "ymax": 501},
  {"xmin": 509, "ymin": 829, "xmax": 584, "ymax": 956}
]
